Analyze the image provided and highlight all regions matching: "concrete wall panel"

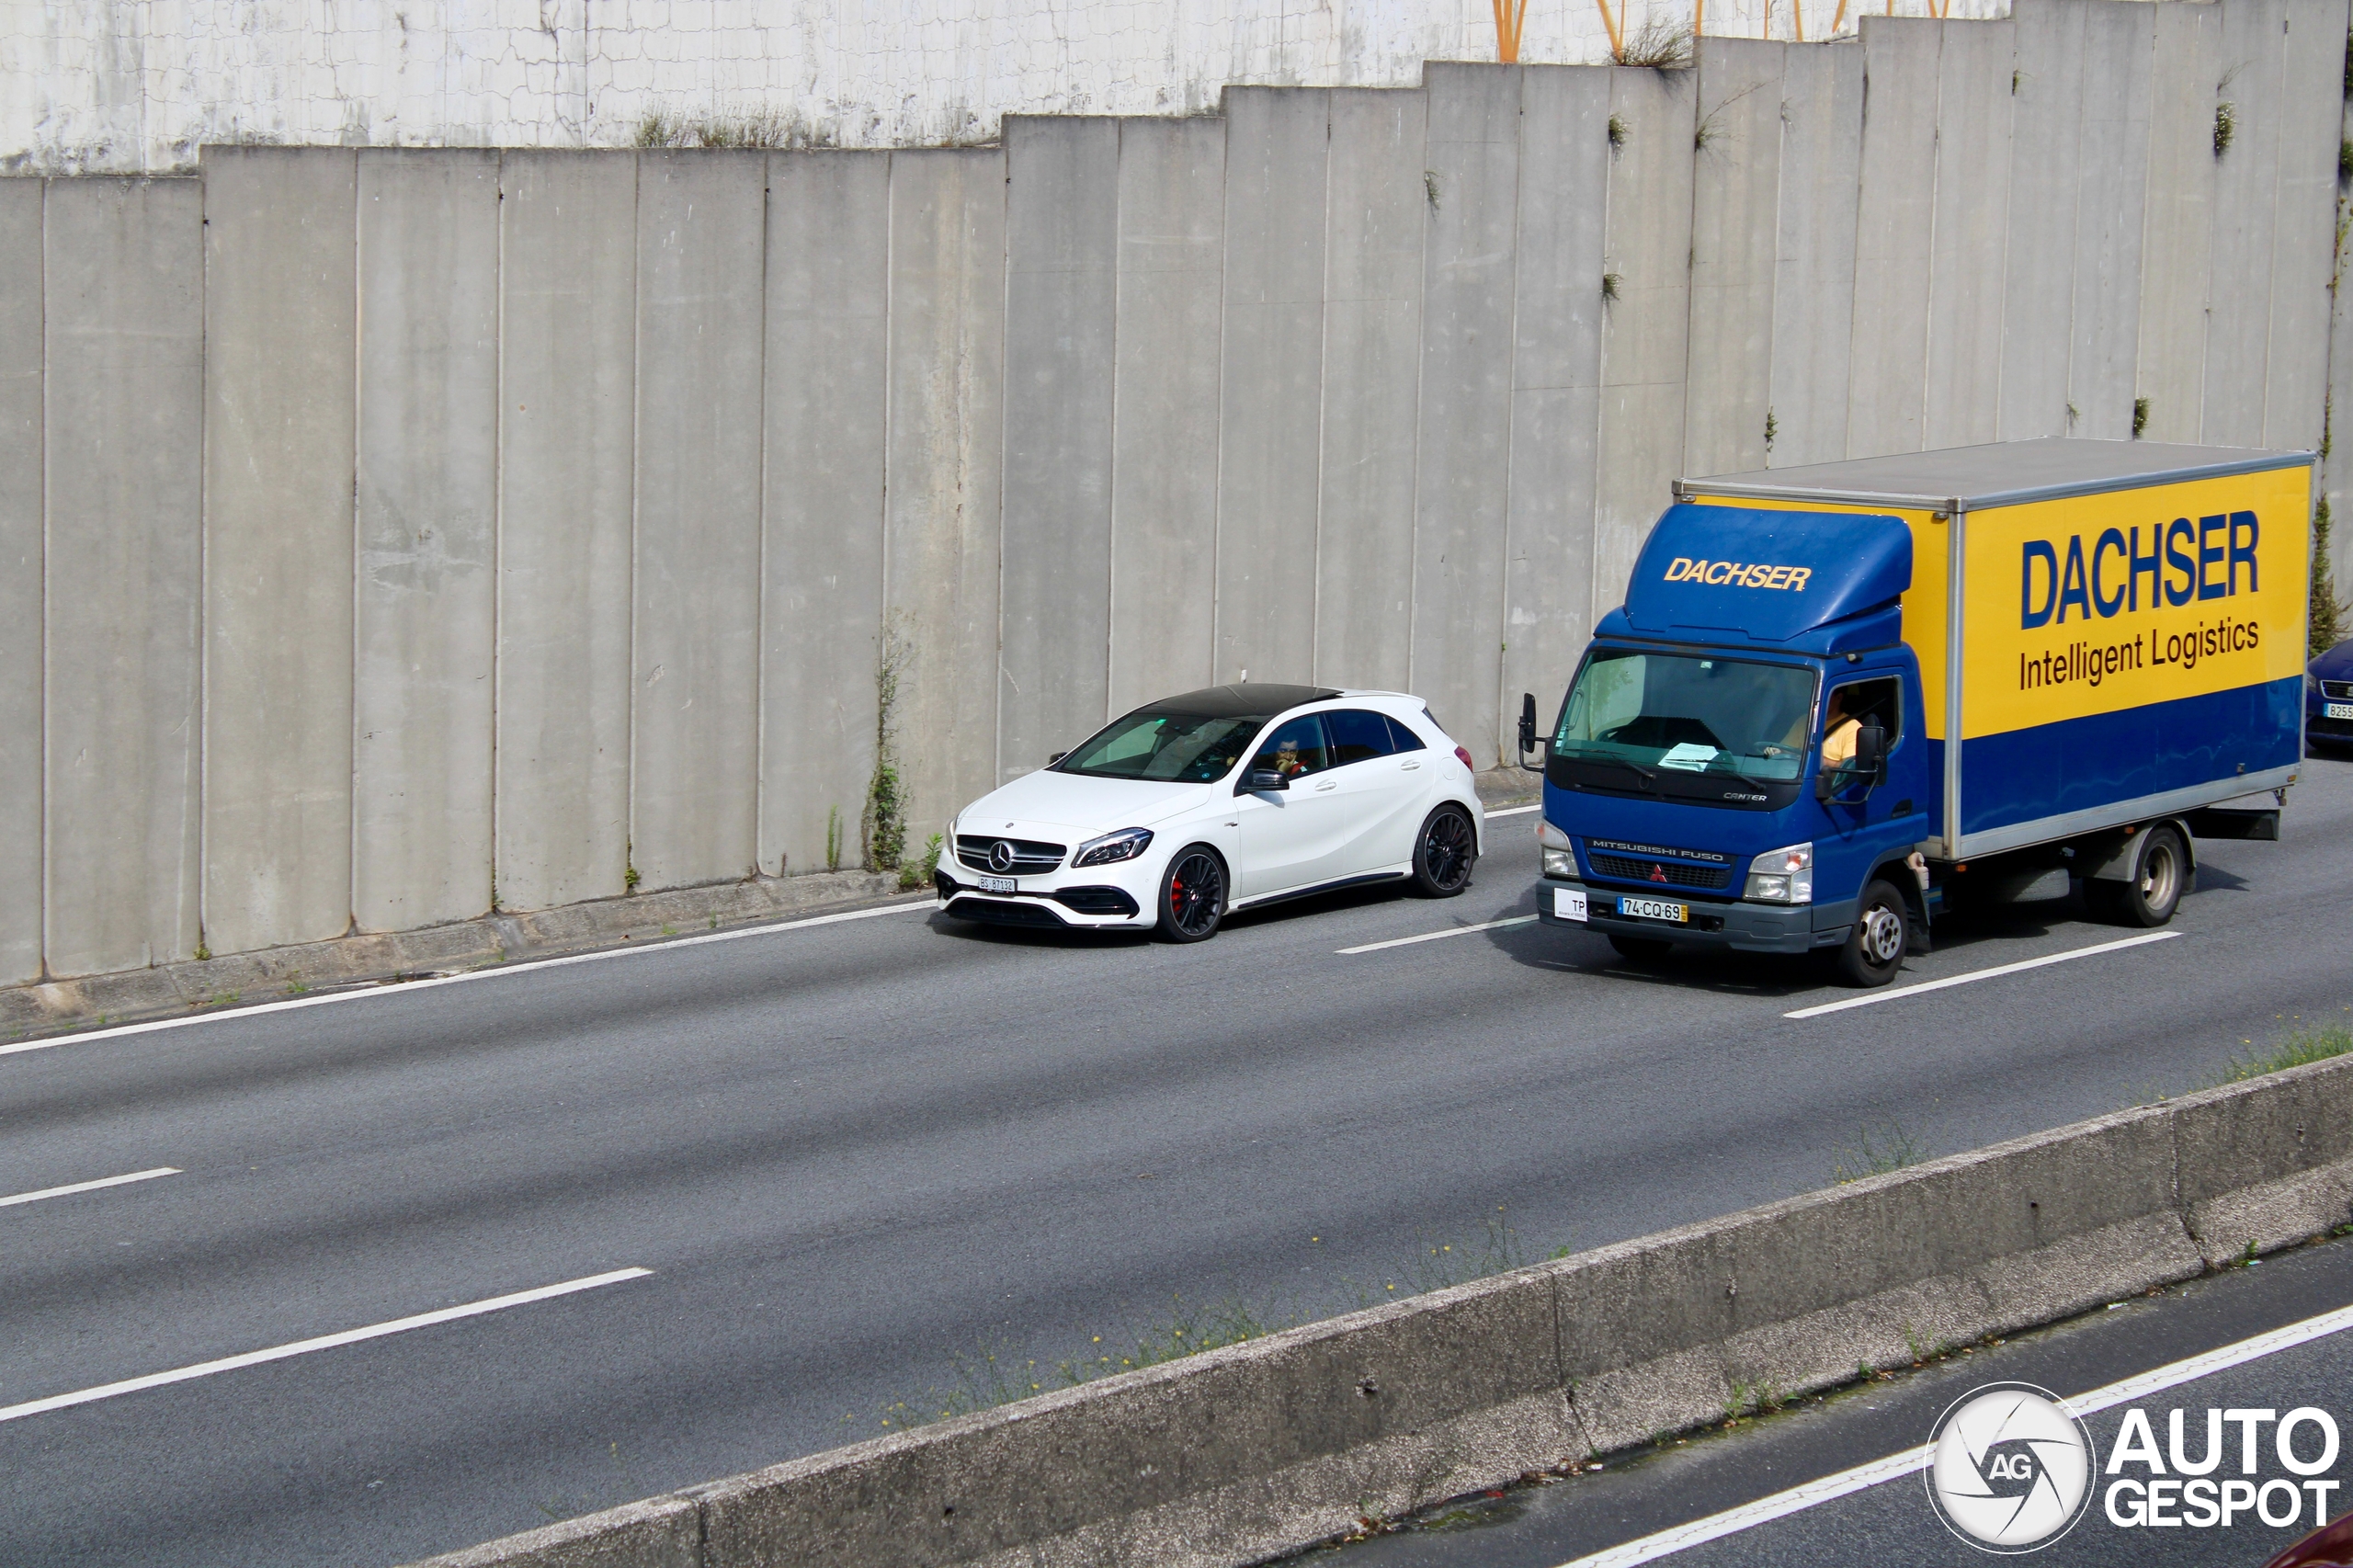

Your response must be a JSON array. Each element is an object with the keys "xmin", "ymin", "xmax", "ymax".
[
  {"xmin": 2066, "ymin": 2, "xmax": 2153, "ymax": 441},
  {"xmin": 885, "ymin": 149, "xmax": 1006, "ymax": 840},
  {"xmin": 202, "ymin": 147, "xmax": 357, "ymax": 957},
  {"xmin": 762, "ymin": 151, "xmax": 889, "ymax": 878},
  {"xmin": 1592, "ymin": 65, "xmax": 1698, "ymax": 624},
  {"xmin": 353, "ymin": 151, "xmax": 498, "ymax": 932},
  {"xmin": 43, "ymin": 177, "xmax": 204, "ymax": 978},
  {"xmin": 1684, "ymin": 40, "xmax": 1785, "ymax": 479},
  {"xmin": 1998, "ymin": 0, "xmax": 2086, "ymax": 441},
  {"xmin": 2263, "ymin": 0, "xmax": 2348, "ymax": 450},
  {"xmin": 1500, "ymin": 66, "xmax": 1610, "ymax": 756},
  {"xmin": 2202, "ymin": 0, "xmax": 2289, "ymax": 448},
  {"xmin": 1215, "ymin": 87, "xmax": 1329, "ymax": 689},
  {"xmin": 631, "ymin": 151, "xmax": 767, "ymax": 891},
  {"xmin": 0, "ymin": 180, "xmax": 39, "ymax": 983},
  {"xmin": 495, "ymin": 152, "xmax": 638, "ymax": 912},
  {"xmin": 1108, "ymin": 119, "xmax": 1225, "ymax": 715},
  {"xmin": 2137, "ymin": 2, "xmax": 2221, "ymax": 444},
  {"xmin": 999, "ymin": 119, "xmax": 1119, "ymax": 776},
  {"xmin": 1768, "ymin": 40, "xmax": 1865, "ymax": 468},
  {"xmin": 1413, "ymin": 62, "xmax": 1520, "ymax": 752},
  {"xmin": 1314, "ymin": 87, "xmax": 1427, "ymax": 693},
  {"xmin": 1923, "ymin": 19, "xmax": 2014, "ymax": 449},
  {"xmin": 1847, "ymin": 19, "xmax": 1940, "ymax": 459}
]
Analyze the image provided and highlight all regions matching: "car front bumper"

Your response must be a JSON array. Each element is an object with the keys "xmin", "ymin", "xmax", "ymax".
[
  {"xmin": 1533, "ymin": 876, "xmax": 1848, "ymax": 954},
  {"xmin": 934, "ymin": 857, "xmax": 1163, "ymax": 930}
]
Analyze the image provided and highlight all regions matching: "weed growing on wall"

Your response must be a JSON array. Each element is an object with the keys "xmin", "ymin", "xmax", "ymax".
[
  {"xmin": 1831, "ymin": 1121, "xmax": 1928, "ymax": 1184},
  {"xmin": 902, "ymin": 834, "xmax": 945, "ymax": 892},
  {"xmin": 2200, "ymin": 1013, "xmax": 2353, "ymax": 1088},
  {"xmin": 863, "ymin": 618, "xmax": 911, "ymax": 875},
  {"xmin": 1618, "ymin": 13, "xmax": 1692, "ymax": 69},
  {"xmin": 2314, "ymin": 499, "xmax": 2347, "ymax": 655},
  {"xmin": 2132, "ymin": 396, "xmax": 2150, "ymax": 438},
  {"xmin": 2214, "ymin": 100, "xmax": 2236, "ymax": 157},
  {"xmin": 825, "ymin": 806, "xmax": 845, "ymax": 873}
]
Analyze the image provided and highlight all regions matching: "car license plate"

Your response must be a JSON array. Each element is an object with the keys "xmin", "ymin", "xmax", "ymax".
[
  {"xmin": 978, "ymin": 875, "xmax": 1017, "ymax": 894},
  {"xmin": 1616, "ymin": 895, "xmax": 1688, "ymax": 924},
  {"xmin": 1552, "ymin": 887, "xmax": 1587, "ymax": 923},
  {"xmin": 2329, "ymin": 702, "xmax": 2353, "ymax": 721}
]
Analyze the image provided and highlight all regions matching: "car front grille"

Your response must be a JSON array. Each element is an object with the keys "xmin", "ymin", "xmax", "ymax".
[
  {"xmin": 955, "ymin": 835, "xmax": 1067, "ymax": 876},
  {"xmin": 1587, "ymin": 852, "xmax": 1733, "ymax": 891},
  {"xmin": 2325, "ymin": 679, "xmax": 2353, "ymax": 699},
  {"xmin": 946, "ymin": 896, "xmax": 1068, "ymax": 928}
]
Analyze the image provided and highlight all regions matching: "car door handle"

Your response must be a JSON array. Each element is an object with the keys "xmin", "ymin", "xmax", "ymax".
[
  {"xmin": 1400, "ymin": 760, "xmax": 1421, "ymax": 770},
  {"xmin": 1313, "ymin": 780, "xmax": 1338, "ymax": 791}
]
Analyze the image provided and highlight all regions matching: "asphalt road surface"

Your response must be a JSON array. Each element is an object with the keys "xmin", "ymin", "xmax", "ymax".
[{"xmin": 3, "ymin": 750, "xmax": 2347, "ymax": 1567}]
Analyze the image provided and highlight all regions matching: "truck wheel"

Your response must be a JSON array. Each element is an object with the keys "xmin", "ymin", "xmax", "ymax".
[
  {"xmin": 2086, "ymin": 825, "xmax": 2187, "ymax": 927},
  {"xmin": 1836, "ymin": 880, "xmax": 1909, "ymax": 988},
  {"xmin": 1408, "ymin": 806, "xmax": 1479, "ymax": 897},
  {"xmin": 1608, "ymin": 934, "xmax": 1674, "ymax": 965}
]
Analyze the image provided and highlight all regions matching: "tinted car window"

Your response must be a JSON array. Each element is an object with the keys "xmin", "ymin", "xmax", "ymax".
[
  {"xmin": 1384, "ymin": 714, "xmax": 1427, "ymax": 753},
  {"xmin": 1246, "ymin": 714, "xmax": 1331, "ymax": 778},
  {"xmin": 1324, "ymin": 710, "xmax": 1397, "ymax": 767}
]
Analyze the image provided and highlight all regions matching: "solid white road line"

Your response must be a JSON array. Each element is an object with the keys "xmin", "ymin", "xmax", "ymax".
[
  {"xmin": 1556, "ymin": 1298, "xmax": 2353, "ymax": 1567},
  {"xmin": 0, "ymin": 1166, "xmax": 180, "ymax": 1210},
  {"xmin": 0, "ymin": 1267, "xmax": 654, "ymax": 1425},
  {"xmin": 0, "ymin": 897, "xmax": 938, "ymax": 1061},
  {"xmin": 1338, "ymin": 915, "xmax": 1539, "ymax": 955},
  {"xmin": 1781, "ymin": 930, "xmax": 2181, "ymax": 1019},
  {"xmin": 1487, "ymin": 803, "xmax": 1540, "ymax": 818}
]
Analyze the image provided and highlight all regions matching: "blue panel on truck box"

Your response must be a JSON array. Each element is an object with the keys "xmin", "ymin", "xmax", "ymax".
[
  {"xmin": 1960, "ymin": 677, "xmax": 2304, "ymax": 837},
  {"xmin": 1621, "ymin": 504, "xmax": 1912, "ymax": 643}
]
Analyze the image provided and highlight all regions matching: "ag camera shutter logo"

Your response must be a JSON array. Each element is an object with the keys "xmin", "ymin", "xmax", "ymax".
[{"xmin": 1925, "ymin": 1383, "xmax": 2097, "ymax": 1552}]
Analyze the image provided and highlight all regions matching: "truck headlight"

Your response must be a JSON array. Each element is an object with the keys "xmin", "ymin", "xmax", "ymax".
[
  {"xmin": 1537, "ymin": 818, "xmax": 1576, "ymax": 879},
  {"xmin": 1074, "ymin": 827, "xmax": 1154, "ymax": 867},
  {"xmin": 1745, "ymin": 842, "xmax": 1813, "ymax": 903}
]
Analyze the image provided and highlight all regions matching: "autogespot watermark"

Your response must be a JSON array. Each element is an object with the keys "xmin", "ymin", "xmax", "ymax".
[
  {"xmin": 1926, "ymin": 1383, "xmax": 2097, "ymax": 1552},
  {"xmin": 1924, "ymin": 1384, "xmax": 2345, "ymax": 1552}
]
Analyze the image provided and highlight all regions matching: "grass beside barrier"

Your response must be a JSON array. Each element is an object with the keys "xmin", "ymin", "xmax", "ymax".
[
  {"xmin": 2199, "ymin": 1013, "xmax": 2353, "ymax": 1090},
  {"xmin": 858, "ymin": 1211, "xmax": 1563, "ymax": 1433}
]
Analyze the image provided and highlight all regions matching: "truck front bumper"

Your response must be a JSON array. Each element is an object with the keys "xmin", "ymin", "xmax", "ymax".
[{"xmin": 1534, "ymin": 876, "xmax": 1848, "ymax": 955}]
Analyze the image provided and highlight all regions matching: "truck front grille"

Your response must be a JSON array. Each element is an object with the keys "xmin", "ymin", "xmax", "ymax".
[
  {"xmin": 1588, "ymin": 852, "xmax": 1733, "ymax": 891},
  {"xmin": 956, "ymin": 835, "xmax": 1067, "ymax": 875}
]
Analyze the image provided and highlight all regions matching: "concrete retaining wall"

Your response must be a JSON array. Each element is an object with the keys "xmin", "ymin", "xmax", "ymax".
[
  {"xmin": 6, "ymin": 0, "xmax": 2352, "ymax": 984},
  {"xmin": 404, "ymin": 1051, "xmax": 2353, "ymax": 1568}
]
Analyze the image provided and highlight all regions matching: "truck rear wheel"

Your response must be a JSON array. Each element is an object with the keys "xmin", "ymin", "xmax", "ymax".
[
  {"xmin": 2085, "ymin": 824, "xmax": 2186, "ymax": 927},
  {"xmin": 1836, "ymin": 880, "xmax": 1909, "ymax": 988}
]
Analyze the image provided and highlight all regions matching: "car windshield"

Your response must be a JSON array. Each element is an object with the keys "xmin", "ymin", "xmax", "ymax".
[
  {"xmin": 1057, "ymin": 710, "xmax": 1262, "ymax": 782},
  {"xmin": 1553, "ymin": 650, "xmax": 1817, "ymax": 783}
]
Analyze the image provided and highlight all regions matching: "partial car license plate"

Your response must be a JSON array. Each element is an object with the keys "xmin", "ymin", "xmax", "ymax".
[
  {"xmin": 1552, "ymin": 887, "xmax": 1588, "ymax": 922},
  {"xmin": 1616, "ymin": 895, "xmax": 1689, "ymax": 924},
  {"xmin": 2329, "ymin": 702, "xmax": 2353, "ymax": 721},
  {"xmin": 978, "ymin": 875, "xmax": 1017, "ymax": 894}
]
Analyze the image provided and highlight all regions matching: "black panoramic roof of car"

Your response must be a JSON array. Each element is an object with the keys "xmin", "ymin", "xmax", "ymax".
[{"xmin": 1137, "ymin": 683, "xmax": 1342, "ymax": 721}]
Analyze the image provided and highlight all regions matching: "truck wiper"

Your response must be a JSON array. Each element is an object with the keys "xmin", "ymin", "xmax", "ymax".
[{"xmin": 1585, "ymin": 754, "xmax": 1657, "ymax": 787}]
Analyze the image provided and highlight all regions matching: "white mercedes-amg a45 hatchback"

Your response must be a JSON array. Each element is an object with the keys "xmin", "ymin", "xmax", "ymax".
[{"xmin": 935, "ymin": 684, "xmax": 1484, "ymax": 941}]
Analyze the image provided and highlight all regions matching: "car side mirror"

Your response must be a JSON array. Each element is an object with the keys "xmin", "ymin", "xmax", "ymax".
[
  {"xmin": 1517, "ymin": 692, "xmax": 1543, "ymax": 772},
  {"xmin": 1241, "ymin": 768, "xmax": 1290, "ymax": 793},
  {"xmin": 1047, "ymin": 751, "xmax": 1067, "ymax": 766}
]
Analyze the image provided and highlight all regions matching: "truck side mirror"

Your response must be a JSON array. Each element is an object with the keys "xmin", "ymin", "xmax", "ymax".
[
  {"xmin": 1855, "ymin": 718, "xmax": 1886, "ymax": 778},
  {"xmin": 1517, "ymin": 692, "xmax": 1544, "ymax": 773}
]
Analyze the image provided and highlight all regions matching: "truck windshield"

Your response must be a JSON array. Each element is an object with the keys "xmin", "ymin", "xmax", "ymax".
[{"xmin": 1554, "ymin": 650, "xmax": 1816, "ymax": 784}]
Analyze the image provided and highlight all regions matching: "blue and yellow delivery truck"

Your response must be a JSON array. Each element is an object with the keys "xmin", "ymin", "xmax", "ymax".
[{"xmin": 1522, "ymin": 439, "xmax": 2311, "ymax": 986}]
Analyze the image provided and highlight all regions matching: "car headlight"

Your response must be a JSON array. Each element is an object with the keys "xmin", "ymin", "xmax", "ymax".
[
  {"xmin": 1745, "ymin": 841, "xmax": 1813, "ymax": 903},
  {"xmin": 1074, "ymin": 827, "xmax": 1154, "ymax": 868},
  {"xmin": 1536, "ymin": 819, "xmax": 1577, "ymax": 879}
]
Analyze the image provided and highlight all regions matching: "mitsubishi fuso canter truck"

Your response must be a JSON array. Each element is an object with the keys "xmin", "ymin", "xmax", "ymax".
[{"xmin": 1519, "ymin": 438, "xmax": 2312, "ymax": 986}]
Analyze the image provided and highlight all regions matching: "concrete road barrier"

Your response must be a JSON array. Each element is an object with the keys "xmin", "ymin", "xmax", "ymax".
[{"xmin": 406, "ymin": 1050, "xmax": 2353, "ymax": 1568}]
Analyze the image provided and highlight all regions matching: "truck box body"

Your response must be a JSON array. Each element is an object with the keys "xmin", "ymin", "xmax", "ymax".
[{"xmin": 1532, "ymin": 438, "xmax": 2310, "ymax": 965}]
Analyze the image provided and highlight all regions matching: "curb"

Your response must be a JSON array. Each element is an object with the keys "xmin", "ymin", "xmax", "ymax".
[
  {"xmin": 403, "ymin": 1052, "xmax": 2353, "ymax": 1568},
  {"xmin": 3, "ymin": 768, "xmax": 1541, "ymax": 1047},
  {"xmin": 0, "ymin": 869, "xmax": 914, "ymax": 1046}
]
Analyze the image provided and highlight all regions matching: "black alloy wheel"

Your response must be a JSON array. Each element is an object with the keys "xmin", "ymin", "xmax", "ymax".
[
  {"xmin": 1410, "ymin": 806, "xmax": 1478, "ymax": 897},
  {"xmin": 1156, "ymin": 846, "xmax": 1226, "ymax": 942},
  {"xmin": 2086, "ymin": 824, "xmax": 2187, "ymax": 927},
  {"xmin": 1836, "ymin": 878, "xmax": 1909, "ymax": 988}
]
